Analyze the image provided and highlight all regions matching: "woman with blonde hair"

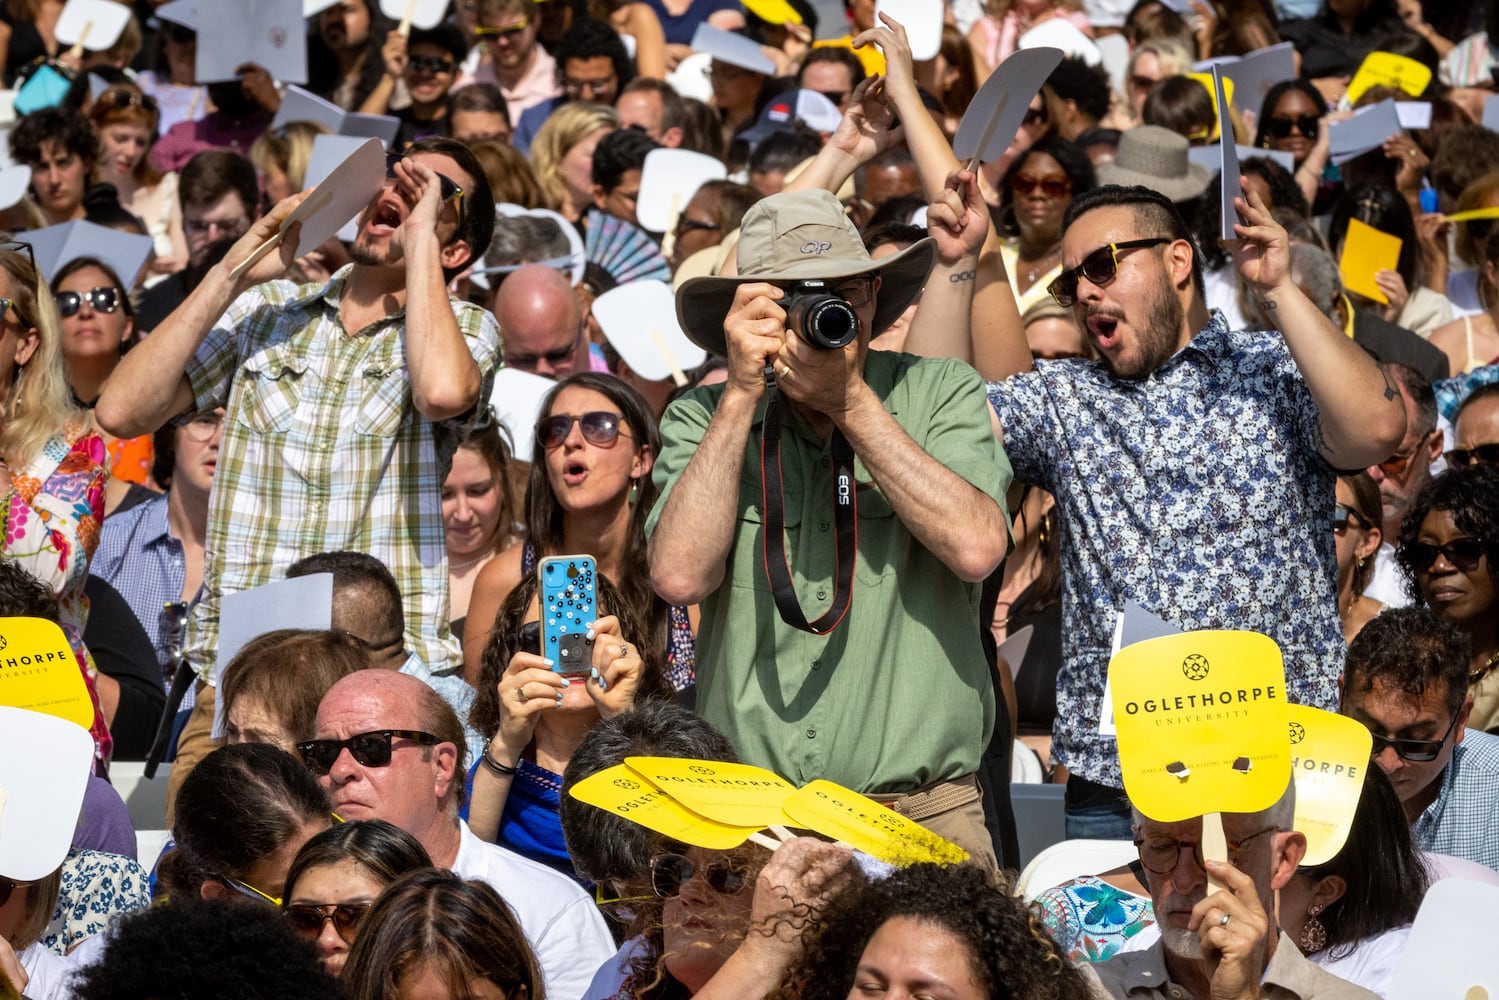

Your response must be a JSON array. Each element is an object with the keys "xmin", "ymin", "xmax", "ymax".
[
  {"xmin": 0, "ymin": 240, "xmax": 111, "ymax": 764},
  {"xmin": 529, "ymin": 102, "xmax": 618, "ymax": 222},
  {"xmin": 88, "ymin": 83, "xmax": 188, "ymax": 277},
  {"xmin": 469, "ymin": 138, "xmax": 551, "ymax": 209},
  {"xmin": 248, "ymin": 120, "xmax": 331, "ymax": 206}
]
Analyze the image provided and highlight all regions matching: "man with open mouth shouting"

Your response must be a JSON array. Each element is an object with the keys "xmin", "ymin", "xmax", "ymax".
[
  {"xmin": 96, "ymin": 137, "xmax": 498, "ymax": 794},
  {"xmin": 982, "ymin": 181, "xmax": 1407, "ymax": 841}
]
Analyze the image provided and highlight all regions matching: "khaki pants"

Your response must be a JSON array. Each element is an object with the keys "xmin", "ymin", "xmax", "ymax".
[{"xmin": 869, "ymin": 774, "xmax": 999, "ymax": 880}]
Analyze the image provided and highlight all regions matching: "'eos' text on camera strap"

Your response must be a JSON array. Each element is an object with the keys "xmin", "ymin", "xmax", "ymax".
[{"xmin": 759, "ymin": 365, "xmax": 857, "ymax": 634}]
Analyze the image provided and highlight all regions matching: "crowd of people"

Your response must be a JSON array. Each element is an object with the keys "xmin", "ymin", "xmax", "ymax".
[{"xmin": 0, "ymin": 0, "xmax": 1498, "ymax": 996}]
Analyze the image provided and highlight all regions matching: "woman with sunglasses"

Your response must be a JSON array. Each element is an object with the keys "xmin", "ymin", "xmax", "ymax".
[
  {"xmin": 1335, "ymin": 472, "xmax": 1385, "ymax": 645},
  {"xmin": 51, "ymin": 256, "xmax": 153, "ymax": 513},
  {"xmin": 1396, "ymin": 464, "xmax": 1499, "ymax": 732},
  {"xmin": 157, "ymin": 743, "xmax": 333, "ymax": 906},
  {"xmin": 281, "ymin": 820, "xmax": 432, "ymax": 977},
  {"xmin": 88, "ymin": 83, "xmax": 189, "ymax": 278},
  {"xmin": 464, "ymin": 373, "xmax": 691, "ymax": 691},
  {"xmin": 343, "ymin": 869, "xmax": 543, "ymax": 1000},
  {"xmin": 1254, "ymin": 80, "xmax": 1334, "ymax": 212},
  {"xmin": 996, "ymin": 135, "xmax": 1095, "ymax": 315}
]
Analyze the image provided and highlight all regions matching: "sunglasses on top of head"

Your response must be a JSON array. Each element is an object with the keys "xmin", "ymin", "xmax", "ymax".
[
  {"xmin": 1048, "ymin": 238, "xmax": 1169, "ymax": 308},
  {"xmin": 56, "ymin": 286, "xmax": 121, "ymax": 318}
]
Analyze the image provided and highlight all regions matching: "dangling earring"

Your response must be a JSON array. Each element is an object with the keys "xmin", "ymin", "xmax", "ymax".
[
  {"xmin": 1356, "ymin": 556, "xmax": 1366, "ymax": 569},
  {"xmin": 1299, "ymin": 903, "xmax": 1328, "ymax": 954},
  {"xmin": 1038, "ymin": 511, "xmax": 1053, "ymax": 548},
  {"xmin": 627, "ymin": 478, "xmax": 639, "ymax": 506}
]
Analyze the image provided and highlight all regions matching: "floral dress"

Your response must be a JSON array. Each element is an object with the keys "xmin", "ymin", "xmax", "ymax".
[
  {"xmin": 3, "ymin": 432, "xmax": 111, "ymax": 762},
  {"xmin": 1032, "ymin": 874, "xmax": 1155, "ymax": 963}
]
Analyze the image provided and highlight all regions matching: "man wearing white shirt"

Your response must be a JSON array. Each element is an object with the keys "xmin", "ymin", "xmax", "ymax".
[{"xmin": 307, "ymin": 670, "xmax": 614, "ymax": 1000}]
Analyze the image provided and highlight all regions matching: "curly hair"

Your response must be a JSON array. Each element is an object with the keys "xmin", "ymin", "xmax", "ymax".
[
  {"xmin": 781, "ymin": 863, "xmax": 1088, "ymax": 1000},
  {"xmin": 1241, "ymin": 156, "xmax": 1309, "ymax": 218},
  {"xmin": 1344, "ymin": 606, "xmax": 1471, "ymax": 719},
  {"xmin": 1394, "ymin": 465, "xmax": 1499, "ymax": 608},
  {"xmin": 70, "ymin": 899, "xmax": 344, "ymax": 1000}
]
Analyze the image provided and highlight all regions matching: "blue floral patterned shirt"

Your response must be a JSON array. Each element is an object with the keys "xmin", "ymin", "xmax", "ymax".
[{"xmin": 986, "ymin": 311, "xmax": 1344, "ymax": 788}]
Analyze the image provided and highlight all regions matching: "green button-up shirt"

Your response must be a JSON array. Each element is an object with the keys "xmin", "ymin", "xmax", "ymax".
[{"xmin": 648, "ymin": 351, "xmax": 1011, "ymax": 794}]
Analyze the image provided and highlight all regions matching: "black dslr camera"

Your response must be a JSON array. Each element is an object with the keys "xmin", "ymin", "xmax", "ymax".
[{"xmin": 783, "ymin": 279, "xmax": 860, "ymax": 350}]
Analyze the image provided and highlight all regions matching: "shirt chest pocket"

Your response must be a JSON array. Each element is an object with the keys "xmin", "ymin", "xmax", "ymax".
[
  {"xmin": 356, "ymin": 366, "xmax": 410, "ymax": 437},
  {"xmin": 236, "ymin": 350, "xmax": 306, "ymax": 434}
]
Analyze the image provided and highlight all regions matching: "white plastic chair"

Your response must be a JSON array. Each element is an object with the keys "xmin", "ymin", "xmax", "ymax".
[
  {"xmin": 111, "ymin": 761, "xmax": 173, "ymax": 832},
  {"xmin": 1011, "ymin": 739, "xmax": 1045, "ymax": 783},
  {"xmin": 1015, "ymin": 838, "xmax": 1139, "ymax": 902}
]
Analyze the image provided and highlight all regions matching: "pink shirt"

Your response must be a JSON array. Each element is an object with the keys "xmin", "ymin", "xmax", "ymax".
[{"xmin": 457, "ymin": 47, "xmax": 560, "ymax": 128}]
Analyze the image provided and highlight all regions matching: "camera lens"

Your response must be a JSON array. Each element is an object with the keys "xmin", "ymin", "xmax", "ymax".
[{"xmin": 785, "ymin": 290, "xmax": 860, "ymax": 349}]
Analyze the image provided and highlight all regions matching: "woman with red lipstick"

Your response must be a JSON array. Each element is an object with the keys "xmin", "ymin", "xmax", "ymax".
[
  {"xmin": 1396, "ymin": 464, "xmax": 1499, "ymax": 732},
  {"xmin": 996, "ymin": 136, "xmax": 1095, "ymax": 315}
]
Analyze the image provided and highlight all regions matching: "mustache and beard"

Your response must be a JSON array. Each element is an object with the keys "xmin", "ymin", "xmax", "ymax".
[{"xmin": 1083, "ymin": 272, "xmax": 1186, "ymax": 381}]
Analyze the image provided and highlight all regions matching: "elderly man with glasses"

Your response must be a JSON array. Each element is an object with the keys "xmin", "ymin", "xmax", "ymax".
[
  {"xmin": 974, "ymin": 182, "xmax": 1407, "ymax": 840},
  {"xmin": 1340, "ymin": 606, "xmax": 1499, "ymax": 871}
]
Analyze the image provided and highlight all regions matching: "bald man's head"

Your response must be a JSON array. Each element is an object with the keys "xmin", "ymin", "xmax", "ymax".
[{"xmin": 493, "ymin": 264, "xmax": 589, "ymax": 379}]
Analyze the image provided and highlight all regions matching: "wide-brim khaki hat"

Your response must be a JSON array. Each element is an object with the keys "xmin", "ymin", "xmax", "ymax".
[
  {"xmin": 676, "ymin": 188, "xmax": 935, "ymax": 356},
  {"xmin": 1097, "ymin": 125, "xmax": 1213, "ymax": 203}
]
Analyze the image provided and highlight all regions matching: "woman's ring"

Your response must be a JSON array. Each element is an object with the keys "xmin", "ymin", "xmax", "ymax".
[
  {"xmin": 1218, "ymin": 913, "xmax": 1231, "ymax": 928},
  {"xmin": 518, "ymin": 687, "xmax": 527, "ymax": 703}
]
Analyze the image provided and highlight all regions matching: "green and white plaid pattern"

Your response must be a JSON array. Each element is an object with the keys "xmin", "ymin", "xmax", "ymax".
[{"xmin": 184, "ymin": 267, "xmax": 501, "ymax": 679}]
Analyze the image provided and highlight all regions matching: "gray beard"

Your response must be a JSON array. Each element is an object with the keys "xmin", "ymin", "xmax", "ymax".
[{"xmin": 1161, "ymin": 925, "xmax": 1204, "ymax": 960}]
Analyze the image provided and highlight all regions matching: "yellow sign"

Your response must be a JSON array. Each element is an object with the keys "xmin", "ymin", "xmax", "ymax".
[
  {"xmin": 1288, "ymin": 704, "xmax": 1371, "ymax": 866},
  {"xmin": 1111, "ymin": 630, "xmax": 1291, "ymax": 822},
  {"xmin": 1185, "ymin": 72, "xmax": 1233, "ymax": 141},
  {"xmin": 568, "ymin": 764, "xmax": 765, "ymax": 850},
  {"xmin": 1346, "ymin": 52, "xmax": 1432, "ymax": 105},
  {"xmin": 1340, "ymin": 218, "xmax": 1403, "ymax": 305},
  {"xmin": 624, "ymin": 756, "xmax": 798, "ymax": 829},
  {"xmin": 742, "ymin": 0, "xmax": 802, "ymax": 24},
  {"xmin": 0, "ymin": 617, "xmax": 92, "ymax": 729},
  {"xmin": 781, "ymin": 780, "xmax": 968, "ymax": 866}
]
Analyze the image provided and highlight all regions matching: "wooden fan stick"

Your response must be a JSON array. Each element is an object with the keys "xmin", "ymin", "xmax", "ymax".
[
  {"xmin": 964, "ymin": 93, "xmax": 1009, "ymax": 175},
  {"xmin": 397, "ymin": 0, "xmax": 417, "ymax": 36},
  {"xmin": 650, "ymin": 331, "xmax": 687, "ymax": 387}
]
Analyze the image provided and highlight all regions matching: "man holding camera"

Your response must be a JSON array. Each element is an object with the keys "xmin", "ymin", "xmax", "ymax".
[{"xmin": 648, "ymin": 188, "xmax": 1011, "ymax": 865}]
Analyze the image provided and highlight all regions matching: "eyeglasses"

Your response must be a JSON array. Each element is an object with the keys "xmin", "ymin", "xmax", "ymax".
[
  {"xmin": 222, "ymin": 875, "xmax": 281, "ymax": 907},
  {"xmin": 475, "ymin": 18, "xmax": 528, "ymax": 39},
  {"xmin": 1368, "ymin": 705, "xmax": 1462, "ymax": 762},
  {"xmin": 181, "ymin": 409, "xmax": 224, "ymax": 442},
  {"xmin": 1375, "ymin": 434, "xmax": 1434, "ymax": 478},
  {"xmin": 1445, "ymin": 443, "xmax": 1499, "ymax": 468},
  {"xmin": 185, "ymin": 216, "xmax": 250, "ymax": 241},
  {"xmin": 407, "ymin": 54, "xmax": 456, "ymax": 75},
  {"xmin": 284, "ymin": 902, "xmax": 372, "ymax": 942},
  {"xmin": 565, "ymin": 75, "xmax": 616, "ymax": 98},
  {"xmin": 1048, "ymin": 238, "xmax": 1169, "ymax": 307},
  {"xmin": 384, "ymin": 152, "xmax": 465, "ymax": 224},
  {"xmin": 296, "ymin": 729, "xmax": 441, "ymax": 776},
  {"xmin": 1010, "ymin": 174, "xmax": 1072, "ymax": 198},
  {"xmin": 826, "ymin": 276, "xmax": 876, "ymax": 308},
  {"xmin": 1265, "ymin": 114, "xmax": 1319, "ymax": 140},
  {"xmin": 55, "ymin": 286, "xmax": 121, "ymax": 318},
  {"xmin": 537, "ymin": 411, "xmax": 627, "ymax": 450},
  {"xmin": 0, "ymin": 877, "xmax": 35, "ymax": 908},
  {"xmin": 649, "ymin": 853, "xmax": 749, "ymax": 898},
  {"xmin": 674, "ymin": 216, "xmax": 719, "ymax": 238},
  {"xmin": 334, "ymin": 627, "xmax": 404, "ymax": 653},
  {"xmin": 1134, "ymin": 824, "xmax": 1278, "ymax": 875},
  {"xmin": 1405, "ymin": 537, "xmax": 1487, "ymax": 575},
  {"xmin": 1332, "ymin": 502, "xmax": 1372, "ymax": 536}
]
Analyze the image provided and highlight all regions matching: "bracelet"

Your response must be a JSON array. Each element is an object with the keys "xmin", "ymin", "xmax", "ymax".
[
  {"xmin": 480, "ymin": 739, "xmax": 517, "ymax": 777},
  {"xmin": 948, "ymin": 269, "xmax": 977, "ymax": 283}
]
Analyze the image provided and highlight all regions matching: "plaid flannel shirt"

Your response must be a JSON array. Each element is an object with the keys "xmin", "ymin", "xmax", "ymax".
[{"xmin": 182, "ymin": 266, "xmax": 500, "ymax": 679}]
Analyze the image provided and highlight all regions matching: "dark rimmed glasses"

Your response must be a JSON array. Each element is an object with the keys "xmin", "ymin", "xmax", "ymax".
[
  {"xmin": 1048, "ymin": 238, "xmax": 1169, "ymax": 308},
  {"xmin": 222, "ymin": 875, "xmax": 281, "ymax": 906},
  {"xmin": 649, "ymin": 853, "xmax": 749, "ymax": 898},
  {"xmin": 1405, "ymin": 537, "xmax": 1487, "ymax": 575},
  {"xmin": 384, "ymin": 152, "xmax": 464, "ymax": 225},
  {"xmin": 536, "ymin": 411, "xmax": 627, "ymax": 451},
  {"xmin": 55, "ymin": 286, "xmax": 121, "ymax": 318},
  {"xmin": 1369, "ymin": 705, "xmax": 1463, "ymax": 762},
  {"xmin": 1265, "ymin": 114, "xmax": 1319, "ymax": 140},
  {"xmin": 1445, "ymin": 443, "xmax": 1499, "ymax": 468},
  {"xmin": 1134, "ymin": 824, "xmax": 1278, "ymax": 875},
  {"xmin": 296, "ymin": 729, "xmax": 440, "ymax": 776},
  {"xmin": 284, "ymin": 901, "xmax": 372, "ymax": 942},
  {"xmin": 0, "ymin": 877, "xmax": 36, "ymax": 908},
  {"xmin": 406, "ymin": 54, "xmax": 456, "ymax": 76},
  {"xmin": 1332, "ymin": 502, "xmax": 1372, "ymax": 536},
  {"xmin": 1010, "ymin": 174, "xmax": 1072, "ymax": 198}
]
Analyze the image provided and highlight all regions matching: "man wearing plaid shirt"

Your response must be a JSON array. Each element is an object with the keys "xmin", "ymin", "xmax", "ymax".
[{"xmin": 98, "ymin": 138, "xmax": 498, "ymax": 781}]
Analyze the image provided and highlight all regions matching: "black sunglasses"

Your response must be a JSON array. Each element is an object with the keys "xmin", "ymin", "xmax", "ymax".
[
  {"xmin": 0, "ymin": 877, "xmax": 34, "ymax": 908},
  {"xmin": 537, "ymin": 411, "xmax": 625, "ymax": 451},
  {"xmin": 1265, "ymin": 115, "xmax": 1319, "ymax": 140},
  {"xmin": 56, "ymin": 286, "xmax": 121, "ymax": 318},
  {"xmin": 1406, "ymin": 537, "xmax": 1487, "ymax": 574},
  {"xmin": 384, "ymin": 152, "xmax": 464, "ymax": 221},
  {"xmin": 1445, "ymin": 443, "xmax": 1499, "ymax": 468},
  {"xmin": 1332, "ymin": 502, "xmax": 1372, "ymax": 536},
  {"xmin": 1049, "ymin": 238, "xmax": 1169, "ymax": 307},
  {"xmin": 407, "ymin": 54, "xmax": 456, "ymax": 75},
  {"xmin": 296, "ymin": 729, "xmax": 440, "ymax": 776},
  {"xmin": 1369, "ymin": 705, "xmax": 1462, "ymax": 762},
  {"xmin": 284, "ymin": 902, "xmax": 371, "ymax": 942},
  {"xmin": 649, "ymin": 853, "xmax": 749, "ymax": 898}
]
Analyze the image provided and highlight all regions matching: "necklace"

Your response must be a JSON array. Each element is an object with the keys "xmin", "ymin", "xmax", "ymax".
[
  {"xmin": 1022, "ymin": 245, "xmax": 1061, "ymax": 283},
  {"xmin": 449, "ymin": 551, "xmax": 492, "ymax": 574},
  {"xmin": 1471, "ymin": 650, "xmax": 1499, "ymax": 685}
]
